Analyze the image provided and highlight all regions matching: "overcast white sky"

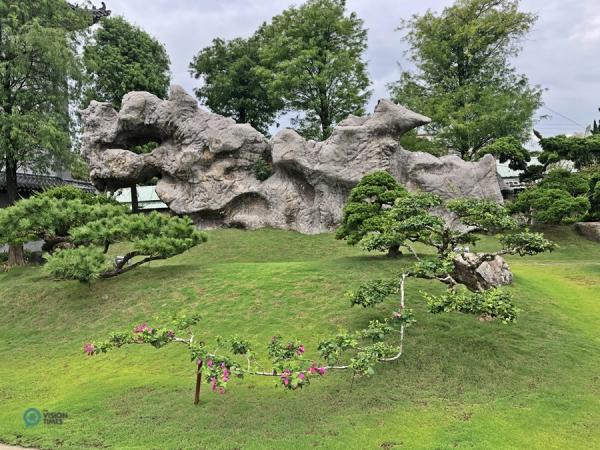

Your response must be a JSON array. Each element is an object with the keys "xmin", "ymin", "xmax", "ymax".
[{"xmin": 101, "ymin": 0, "xmax": 599, "ymax": 136}]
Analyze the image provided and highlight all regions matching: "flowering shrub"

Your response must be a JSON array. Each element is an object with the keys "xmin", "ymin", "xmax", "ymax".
[
  {"xmin": 83, "ymin": 276, "xmax": 414, "ymax": 403},
  {"xmin": 83, "ymin": 242, "xmax": 525, "ymax": 404}
]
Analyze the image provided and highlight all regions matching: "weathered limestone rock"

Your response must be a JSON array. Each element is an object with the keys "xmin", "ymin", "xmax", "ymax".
[
  {"xmin": 574, "ymin": 222, "xmax": 600, "ymax": 243},
  {"xmin": 452, "ymin": 253, "xmax": 513, "ymax": 292},
  {"xmin": 81, "ymin": 86, "xmax": 504, "ymax": 233}
]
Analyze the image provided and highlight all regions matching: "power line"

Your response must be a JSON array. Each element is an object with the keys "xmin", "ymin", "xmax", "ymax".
[{"xmin": 541, "ymin": 106, "xmax": 585, "ymax": 127}]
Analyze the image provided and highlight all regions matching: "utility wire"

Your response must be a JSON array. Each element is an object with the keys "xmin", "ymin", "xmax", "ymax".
[{"xmin": 541, "ymin": 106, "xmax": 585, "ymax": 127}]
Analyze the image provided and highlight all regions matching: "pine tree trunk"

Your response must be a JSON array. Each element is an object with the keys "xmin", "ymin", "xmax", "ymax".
[
  {"xmin": 387, "ymin": 245, "xmax": 402, "ymax": 258},
  {"xmin": 5, "ymin": 159, "xmax": 25, "ymax": 266},
  {"xmin": 130, "ymin": 184, "xmax": 139, "ymax": 213}
]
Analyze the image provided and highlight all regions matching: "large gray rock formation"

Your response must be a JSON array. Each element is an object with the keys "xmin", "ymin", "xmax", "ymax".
[{"xmin": 81, "ymin": 85, "xmax": 503, "ymax": 234}]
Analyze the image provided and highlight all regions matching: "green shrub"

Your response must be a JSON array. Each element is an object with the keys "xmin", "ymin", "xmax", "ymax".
[
  {"xmin": 45, "ymin": 246, "xmax": 108, "ymax": 282},
  {"xmin": 254, "ymin": 159, "xmax": 272, "ymax": 181}
]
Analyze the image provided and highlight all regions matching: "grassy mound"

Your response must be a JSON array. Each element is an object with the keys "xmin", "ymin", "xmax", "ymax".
[{"xmin": 0, "ymin": 227, "xmax": 599, "ymax": 449}]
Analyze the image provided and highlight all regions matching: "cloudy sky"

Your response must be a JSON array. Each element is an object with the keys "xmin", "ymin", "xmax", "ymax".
[{"xmin": 102, "ymin": 0, "xmax": 599, "ymax": 137}]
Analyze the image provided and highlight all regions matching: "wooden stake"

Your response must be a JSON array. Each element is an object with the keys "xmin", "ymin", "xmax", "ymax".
[{"xmin": 194, "ymin": 360, "xmax": 203, "ymax": 405}]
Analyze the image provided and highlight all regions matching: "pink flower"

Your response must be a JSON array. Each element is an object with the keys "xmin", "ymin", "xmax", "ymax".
[
  {"xmin": 219, "ymin": 387, "xmax": 225, "ymax": 395},
  {"xmin": 309, "ymin": 362, "xmax": 318, "ymax": 374},
  {"xmin": 133, "ymin": 323, "xmax": 154, "ymax": 334},
  {"xmin": 220, "ymin": 362, "xmax": 226, "ymax": 369},
  {"xmin": 296, "ymin": 345, "xmax": 305, "ymax": 356},
  {"xmin": 206, "ymin": 359, "xmax": 214, "ymax": 368},
  {"xmin": 166, "ymin": 330, "xmax": 175, "ymax": 338},
  {"xmin": 210, "ymin": 377, "xmax": 217, "ymax": 392},
  {"xmin": 222, "ymin": 368, "xmax": 230, "ymax": 382},
  {"xmin": 283, "ymin": 378, "xmax": 289, "ymax": 386},
  {"xmin": 298, "ymin": 372, "xmax": 305, "ymax": 381},
  {"xmin": 317, "ymin": 367, "xmax": 327, "ymax": 375},
  {"xmin": 83, "ymin": 343, "xmax": 95, "ymax": 355},
  {"xmin": 197, "ymin": 358, "xmax": 203, "ymax": 366}
]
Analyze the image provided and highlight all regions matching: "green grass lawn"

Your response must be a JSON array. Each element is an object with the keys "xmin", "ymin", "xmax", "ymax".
[{"xmin": 0, "ymin": 227, "xmax": 599, "ymax": 450}]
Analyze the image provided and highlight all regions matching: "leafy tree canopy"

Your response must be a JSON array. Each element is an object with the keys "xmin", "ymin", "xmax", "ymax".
[
  {"xmin": 389, "ymin": 0, "xmax": 542, "ymax": 167},
  {"xmin": 258, "ymin": 0, "xmax": 371, "ymax": 140},
  {"xmin": 476, "ymin": 136, "xmax": 531, "ymax": 171},
  {"xmin": 538, "ymin": 134, "xmax": 600, "ymax": 170},
  {"xmin": 190, "ymin": 36, "xmax": 283, "ymax": 135},
  {"xmin": 83, "ymin": 16, "xmax": 171, "ymax": 109},
  {"xmin": 399, "ymin": 131, "xmax": 448, "ymax": 157},
  {"xmin": 0, "ymin": 0, "xmax": 88, "ymax": 204}
]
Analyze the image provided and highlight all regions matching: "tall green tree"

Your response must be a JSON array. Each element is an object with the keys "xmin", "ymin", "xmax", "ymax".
[
  {"xmin": 83, "ymin": 16, "xmax": 170, "ymax": 109},
  {"xmin": 83, "ymin": 16, "xmax": 171, "ymax": 211},
  {"xmin": 190, "ymin": 36, "xmax": 282, "ymax": 135},
  {"xmin": 258, "ymin": 0, "xmax": 371, "ymax": 140},
  {"xmin": 0, "ymin": 0, "xmax": 88, "ymax": 265},
  {"xmin": 389, "ymin": 0, "xmax": 542, "ymax": 166}
]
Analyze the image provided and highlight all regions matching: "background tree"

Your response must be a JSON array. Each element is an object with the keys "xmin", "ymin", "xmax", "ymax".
[
  {"xmin": 589, "ymin": 107, "xmax": 599, "ymax": 135},
  {"xmin": 389, "ymin": 0, "xmax": 542, "ymax": 166},
  {"xmin": 537, "ymin": 134, "xmax": 600, "ymax": 170},
  {"xmin": 510, "ymin": 169, "xmax": 593, "ymax": 225},
  {"xmin": 399, "ymin": 131, "xmax": 448, "ymax": 157},
  {"xmin": 258, "ymin": 0, "xmax": 371, "ymax": 140},
  {"xmin": 190, "ymin": 36, "xmax": 282, "ymax": 135},
  {"xmin": 83, "ymin": 16, "xmax": 171, "ymax": 212},
  {"xmin": 0, "ymin": 0, "xmax": 88, "ymax": 265}
]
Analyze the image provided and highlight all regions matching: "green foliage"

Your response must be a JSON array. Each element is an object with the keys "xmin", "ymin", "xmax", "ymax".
[
  {"xmin": 511, "ymin": 174, "xmax": 592, "ymax": 225},
  {"xmin": 499, "ymin": 231, "xmax": 556, "ymax": 256},
  {"xmin": 411, "ymin": 256, "xmax": 456, "ymax": 279},
  {"xmin": 336, "ymin": 171, "xmax": 407, "ymax": 249},
  {"xmin": 399, "ymin": 130, "xmax": 448, "ymax": 157},
  {"xmin": 190, "ymin": 36, "xmax": 282, "ymax": 135},
  {"xmin": 349, "ymin": 279, "xmax": 399, "ymax": 308},
  {"xmin": 423, "ymin": 288, "xmax": 519, "ymax": 324},
  {"xmin": 446, "ymin": 198, "xmax": 518, "ymax": 231},
  {"xmin": 45, "ymin": 212, "xmax": 206, "ymax": 282},
  {"xmin": 317, "ymin": 331, "xmax": 358, "ymax": 363},
  {"xmin": 37, "ymin": 185, "xmax": 117, "ymax": 205},
  {"xmin": 538, "ymin": 134, "xmax": 600, "ymax": 170},
  {"xmin": 0, "ymin": 0, "xmax": 87, "ymax": 200},
  {"xmin": 476, "ymin": 136, "xmax": 531, "ymax": 171},
  {"xmin": 253, "ymin": 158, "xmax": 272, "ymax": 181},
  {"xmin": 360, "ymin": 192, "xmax": 444, "ymax": 254},
  {"xmin": 1, "ymin": 190, "xmax": 206, "ymax": 281},
  {"xmin": 44, "ymin": 246, "xmax": 108, "ymax": 283},
  {"xmin": 584, "ymin": 168, "xmax": 600, "ymax": 221},
  {"xmin": 258, "ymin": 0, "xmax": 371, "ymax": 140},
  {"xmin": 83, "ymin": 16, "xmax": 170, "ymax": 109},
  {"xmin": 0, "ymin": 228, "xmax": 597, "ymax": 448},
  {"xmin": 349, "ymin": 342, "xmax": 401, "ymax": 377},
  {"xmin": 0, "ymin": 194, "xmax": 126, "ymax": 246},
  {"xmin": 537, "ymin": 169, "xmax": 590, "ymax": 196},
  {"xmin": 390, "ymin": 0, "xmax": 542, "ymax": 166}
]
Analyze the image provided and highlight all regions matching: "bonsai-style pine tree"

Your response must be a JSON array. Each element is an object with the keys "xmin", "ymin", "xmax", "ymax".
[
  {"xmin": 335, "ymin": 171, "xmax": 407, "ymax": 257},
  {"xmin": 0, "ymin": 187, "xmax": 206, "ymax": 282}
]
